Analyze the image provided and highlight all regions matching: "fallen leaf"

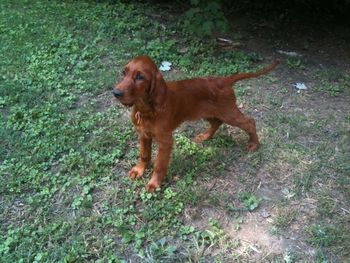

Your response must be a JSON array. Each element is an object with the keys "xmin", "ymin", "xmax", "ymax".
[
  {"xmin": 277, "ymin": 50, "xmax": 302, "ymax": 57},
  {"xmin": 180, "ymin": 47, "xmax": 188, "ymax": 53},
  {"xmin": 260, "ymin": 208, "xmax": 270, "ymax": 218},
  {"xmin": 159, "ymin": 61, "xmax": 172, "ymax": 71},
  {"xmin": 292, "ymin": 83, "xmax": 307, "ymax": 90}
]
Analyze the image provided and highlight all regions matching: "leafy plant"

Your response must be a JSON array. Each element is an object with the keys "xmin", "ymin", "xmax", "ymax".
[
  {"xmin": 238, "ymin": 192, "xmax": 260, "ymax": 211},
  {"xmin": 142, "ymin": 237, "xmax": 177, "ymax": 262},
  {"xmin": 286, "ymin": 57, "xmax": 304, "ymax": 69},
  {"xmin": 182, "ymin": 0, "xmax": 228, "ymax": 36}
]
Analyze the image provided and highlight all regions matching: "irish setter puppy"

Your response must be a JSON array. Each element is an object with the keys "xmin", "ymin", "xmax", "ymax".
[{"xmin": 113, "ymin": 56, "xmax": 279, "ymax": 192}]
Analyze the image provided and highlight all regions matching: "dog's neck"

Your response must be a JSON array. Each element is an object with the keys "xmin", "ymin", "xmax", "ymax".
[{"xmin": 133, "ymin": 96, "xmax": 155, "ymax": 119}]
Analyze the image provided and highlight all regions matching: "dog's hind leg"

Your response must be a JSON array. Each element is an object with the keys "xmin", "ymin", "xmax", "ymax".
[
  {"xmin": 194, "ymin": 118, "xmax": 222, "ymax": 143},
  {"xmin": 219, "ymin": 105, "xmax": 260, "ymax": 152}
]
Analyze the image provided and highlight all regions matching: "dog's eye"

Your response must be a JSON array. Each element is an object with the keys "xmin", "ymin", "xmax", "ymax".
[
  {"xmin": 135, "ymin": 74, "xmax": 144, "ymax": 81},
  {"xmin": 122, "ymin": 70, "xmax": 126, "ymax": 76}
]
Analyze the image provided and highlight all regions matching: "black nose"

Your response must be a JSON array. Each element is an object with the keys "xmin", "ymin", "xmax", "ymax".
[{"xmin": 112, "ymin": 89, "xmax": 124, "ymax": 98}]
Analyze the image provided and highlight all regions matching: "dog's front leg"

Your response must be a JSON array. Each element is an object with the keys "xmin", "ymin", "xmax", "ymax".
[
  {"xmin": 128, "ymin": 136, "xmax": 152, "ymax": 180},
  {"xmin": 146, "ymin": 134, "xmax": 173, "ymax": 192}
]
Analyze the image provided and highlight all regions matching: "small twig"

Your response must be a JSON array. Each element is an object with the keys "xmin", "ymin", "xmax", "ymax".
[
  {"xmin": 208, "ymin": 179, "xmax": 217, "ymax": 191},
  {"xmin": 216, "ymin": 37, "xmax": 241, "ymax": 49},
  {"xmin": 217, "ymin": 37, "xmax": 234, "ymax": 44},
  {"xmin": 341, "ymin": 207, "xmax": 350, "ymax": 214},
  {"xmin": 135, "ymin": 214, "xmax": 145, "ymax": 224}
]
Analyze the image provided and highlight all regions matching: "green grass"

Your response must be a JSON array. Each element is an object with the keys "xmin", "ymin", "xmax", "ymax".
[
  {"xmin": 1, "ymin": 0, "xmax": 349, "ymax": 262},
  {"xmin": 314, "ymin": 68, "xmax": 350, "ymax": 96}
]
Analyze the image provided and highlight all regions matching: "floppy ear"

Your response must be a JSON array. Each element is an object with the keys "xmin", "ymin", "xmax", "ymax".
[{"xmin": 150, "ymin": 70, "xmax": 167, "ymax": 113}]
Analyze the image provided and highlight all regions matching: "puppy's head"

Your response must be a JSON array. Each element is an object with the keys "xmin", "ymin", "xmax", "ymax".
[{"xmin": 113, "ymin": 55, "xmax": 166, "ymax": 110}]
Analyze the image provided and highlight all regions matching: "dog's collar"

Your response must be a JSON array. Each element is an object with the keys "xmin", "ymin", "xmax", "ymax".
[{"xmin": 135, "ymin": 111, "xmax": 142, "ymax": 124}]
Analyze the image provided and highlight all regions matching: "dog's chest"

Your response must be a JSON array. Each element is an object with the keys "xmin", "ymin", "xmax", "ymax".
[
  {"xmin": 132, "ymin": 115, "xmax": 155, "ymax": 138},
  {"xmin": 134, "ymin": 122, "xmax": 154, "ymax": 138}
]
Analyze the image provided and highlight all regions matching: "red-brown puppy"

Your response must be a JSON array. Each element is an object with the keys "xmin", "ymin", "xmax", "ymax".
[{"xmin": 113, "ymin": 56, "xmax": 279, "ymax": 192}]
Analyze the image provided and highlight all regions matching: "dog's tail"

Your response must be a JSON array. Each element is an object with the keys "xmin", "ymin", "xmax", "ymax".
[{"xmin": 222, "ymin": 59, "xmax": 281, "ymax": 86}]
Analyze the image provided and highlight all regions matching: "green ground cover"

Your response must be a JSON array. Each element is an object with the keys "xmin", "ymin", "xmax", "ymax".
[{"xmin": 1, "ymin": 1, "xmax": 349, "ymax": 262}]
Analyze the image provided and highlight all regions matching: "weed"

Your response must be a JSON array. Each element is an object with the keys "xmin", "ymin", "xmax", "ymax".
[
  {"xmin": 182, "ymin": 0, "xmax": 228, "ymax": 36},
  {"xmin": 238, "ymin": 192, "xmax": 260, "ymax": 211},
  {"xmin": 273, "ymin": 207, "xmax": 297, "ymax": 229},
  {"xmin": 314, "ymin": 249, "xmax": 329, "ymax": 263},
  {"xmin": 286, "ymin": 57, "xmax": 304, "ymax": 69},
  {"xmin": 142, "ymin": 237, "xmax": 177, "ymax": 262},
  {"xmin": 307, "ymin": 224, "xmax": 345, "ymax": 247},
  {"xmin": 316, "ymin": 195, "xmax": 336, "ymax": 217},
  {"xmin": 314, "ymin": 69, "xmax": 350, "ymax": 96}
]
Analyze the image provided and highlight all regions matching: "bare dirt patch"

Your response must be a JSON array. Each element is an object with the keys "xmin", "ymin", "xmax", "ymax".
[{"xmin": 176, "ymin": 12, "xmax": 350, "ymax": 261}]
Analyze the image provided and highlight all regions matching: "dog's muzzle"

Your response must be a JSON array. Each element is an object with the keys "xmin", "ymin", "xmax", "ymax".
[{"xmin": 112, "ymin": 89, "xmax": 124, "ymax": 98}]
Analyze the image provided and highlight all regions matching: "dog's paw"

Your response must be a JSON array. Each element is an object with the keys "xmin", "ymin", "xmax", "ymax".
[
  {"xmin": 194, "ymin": 133, "xmax": 210, "ymax": 143},
  {"xmin": 247, "ymin": 142, "xmax": 259, "ymax": 152},
  {"xmin": 128, "ymin": 166, "xmax": 144, "ymax": 180},
  {"xmin": 146, "ymin": 177, "xmax": 161, "ymax": 192}
]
